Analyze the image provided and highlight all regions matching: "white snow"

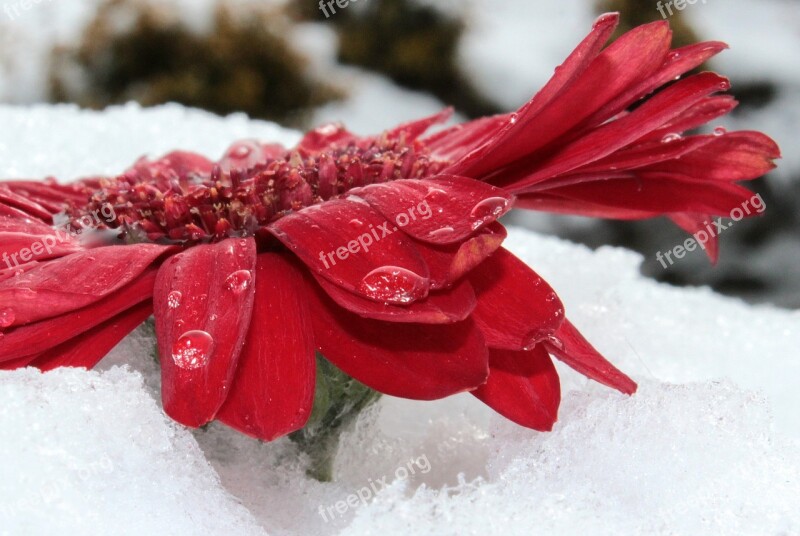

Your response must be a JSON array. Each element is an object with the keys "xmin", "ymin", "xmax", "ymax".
[{"xmin": 0, "ymin": 104, "xmax": 798, "ymax": 535}]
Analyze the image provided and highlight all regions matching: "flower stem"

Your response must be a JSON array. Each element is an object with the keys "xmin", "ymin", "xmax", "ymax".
[{"xmin": 289, "ymin": 354, "xmax": 382, "ymax": 482}]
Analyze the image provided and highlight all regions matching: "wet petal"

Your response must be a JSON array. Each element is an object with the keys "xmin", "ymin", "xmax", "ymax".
[
  {"xmin": 217, "ymin": 253, "xmax": 316, "ymax": 441},
  {"xmin": 469, "ymin": 248, "xmax": 565, "ymax": 350},
  {"xmin": 411, "ymin": 222, "xmax": 507, "ymax": 289},
  {"xmin": 154, "ymin": 238, "xmax": 257, "ymax": 428},
  {"xmin": 29, "ymin": 302, "xmax": 153, "ymax": 371},
  {"xmin": 349, "ymin": 176, "xmax": 513, "ymax": 245},
  {"xmin": 0, "ymin": 269, "xmax": 157, "ymax": 362},
  {"xmin": 472, "ymin": 346, "xmax": 561, "ymax": 431},
  {"xmin": 268, "ymin": 199, "xmax": 431, "ymax": 305},
  {"xmin": 0, "ymin": 244, "xmax": 170, "ymax": 327}
]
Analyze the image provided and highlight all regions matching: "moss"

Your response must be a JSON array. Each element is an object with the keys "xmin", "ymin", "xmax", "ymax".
[{"xmin": 50, "ymin": 0, "xmax": 342, "ymax": 127}]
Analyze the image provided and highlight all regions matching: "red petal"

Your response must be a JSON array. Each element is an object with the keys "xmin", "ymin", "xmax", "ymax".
[
  {"xmin": 411, "ymin": 222, "xmax": 507, "ymax": 289},
  {"xmin": 501, "ymin": 72, "xmax": 732, "ymax": 189},
  {"xmin": 472, "ymin": 346, "xmax": 561, "ymax": 431},
  {"xmin": 0, "ymin": 231, "xmax": 82, "ymax": 264},
  {"xmin": 349, "ymin": 176, "xmax": 513, "ymax": 245},
  {"xmin": 217, "ymin": 253, "xmax": 316, "ymax": 441},
  {"xmin": 641, "ymin": 131, "xmax": 780, "ymax": 181},
  {"xmin": 29, "ymin": 302, "xmax": 153, "ymax": 371},
  {"xmin": 545, "ymin": 319, "xmax": 637, "ymax": 395},
  {"xmin": 669, "ymin": 213, "xmax": 720, "ymax": 264},
  {"xmin": 219, "ymin": 141, "xmax": 286, "ymax": 172},
  {"xmin": 315, "ymin": 274, "xmax": 476, "ymax": 324},
  {"xmin": 386, "ymin": 108, "xmax": 453, "ymax": 141},
  {"xmin": 586, "ymin": 41, "xmax": 728, "ymax": 126},
  {"xmin": 0, "ymin": 269, "xmax": 157, "ymax": 362},
  {"xmin": 296, "ymin": 124, "xmax": 358, "ymax": 153},
  {"xmin": 448, "ymin": 13, "xmax": 620, "ymax": 177},
  {"xmin": 0, "ymin": 244, "xmax": 171, "ymax": 327},
  {"xmin": 528, "ymin": 174, "xmax": 756, "ymax": 215},
  {"xmin": 308, "ymin": 281, "xmax": 489, "ymax": 400},
  {"xmin": 469, "ymin": 248, "xmax": 565, "ymax": 350},
  {"xmin": 426, "ymin": 114, "xmax": 511, "ymax": 162},
  {"xmin": 0, "ymin": 187, "xmax": 54, "ymax": 221},
  {"xmin": 154, "ymin": 238, "xmax": 257, "ymax": 428},
  {"xmin": 268, "ymin": 199, "xmax": 431, "ymax": 305},
  {"xmin": 641, "ymin": 94, "xmax": 738, "ymax": 143}
]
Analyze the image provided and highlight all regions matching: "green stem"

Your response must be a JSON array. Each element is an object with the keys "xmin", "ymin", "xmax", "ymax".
[{"xmin": 289, "ymin": 354, "xmax": 382, "ymax": 482}]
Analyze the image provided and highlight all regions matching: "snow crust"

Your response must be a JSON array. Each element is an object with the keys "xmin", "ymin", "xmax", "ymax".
[{"xmin": 0, "ymin": 104, "xmax": 798, "ymax": 535}]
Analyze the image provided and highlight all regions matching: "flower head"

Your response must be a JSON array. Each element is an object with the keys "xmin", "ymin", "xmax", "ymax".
[{"xmin": 0, "ymin": 14, "xmax": 778, "ymax": 439}]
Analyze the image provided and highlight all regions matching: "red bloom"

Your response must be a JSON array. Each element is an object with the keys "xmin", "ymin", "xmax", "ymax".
[{"xmin": 0, "ymin": 14, "xmax": 778, "ymax": 439}]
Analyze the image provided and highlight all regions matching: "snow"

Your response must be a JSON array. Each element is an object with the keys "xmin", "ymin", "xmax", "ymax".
[
  {"xmin": 0, "ymin": 367, "xmax": 265, "ymax": 536},
  {"xmin": 0, "ymin": 104, "xmax": 798, "ymax": 534}
]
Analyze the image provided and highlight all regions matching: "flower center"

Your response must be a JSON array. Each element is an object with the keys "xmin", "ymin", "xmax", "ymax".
[{"xmin": 66, "ymin": 138, "xmax": 447, "ymax": 243}]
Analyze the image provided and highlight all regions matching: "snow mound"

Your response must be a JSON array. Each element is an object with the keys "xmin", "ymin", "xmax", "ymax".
[{"xmin": 0, "ymin": 367, "xmax": 265, "ymax": 536}]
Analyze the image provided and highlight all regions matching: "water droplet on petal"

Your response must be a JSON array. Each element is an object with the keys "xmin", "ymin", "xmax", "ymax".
[
  {"xmin": 225, "ymin": 270, "xmax": 252, "ymax": 294},
  {"xmin": 718, "ymin": 80, "xmax": 731, "ymax": 91},
  {"xmin": 358, "ymin": 266, "xmax": 427, "ymax": 304},
  {"xmin": 0, "ymin": 308, "xmax": 15, "ymax": 328},
  {"xmin": 428, "ymin": 226, "xmax": 455, "ymax": 239},
  {"xmin": 172, "ymin": 330, "xmax": 214, "ymax": 370},
  {"xmin": 545, "ymin": 334, "xmax": 565, "ymax": 351},
  {"xmin": 349, "ymin": 218, "xmax": 363, "ymax": 228},
  {"xmin": 167, "ymin": 291, "xmax": 182, "ymax": 309},
  {"xmin": 713, "ymin": 126, "xmax": 727, "ymax": 136},
  {"xmin": 661, "ymin": 133, "xmax": 683, "ymax": 143},
  {"xmin": 231, "ymin": 144, "xmax": 252, "ymax": 158},
  {"xmin": 470, "ymin": 197, "xmax": 509, "ymax": 230}
]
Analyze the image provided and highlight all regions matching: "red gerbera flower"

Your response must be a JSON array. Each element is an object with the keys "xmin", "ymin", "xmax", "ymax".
[{"xmin": 0, "ymin": 14, "xmax": 779, "ymax": 440}]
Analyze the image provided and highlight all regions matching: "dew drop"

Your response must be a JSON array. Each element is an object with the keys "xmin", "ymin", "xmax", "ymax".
[
  {"xmin": 470, "ymin": 197, "xmax": 509, "ymax": 230},
  {"xmin": 424, "ymin": 187, "xmax": 447, "ymax": 203},
  {"xmin": 167, "ymin": 291, "xmax": 182, "ymax": 309},
  {"xmin": 428, "ymin": 226, "xmax": 455, "ymax": 239},
  {"xmin": 172, "ymin": 330, "xmax": 214, "ymax": 370},
  {"xmin": 0, "ymin": 308, "xmax": 15, "ymax": 328},
  {"xmin": 545, "ymin": 334, "xmax": 565, "ymax": 351},
  {"xmin": 231, "ymin": 144, "xmax": 252, "ymax": 158},
  {"xmin": 358, "ymin": 266, "xmax": 428, "ymax": 304},
  {"xmin": 661, "ymin": 133, "xmax": 683, "ymax": 143},
  {"xmin": 225, "ymin": 270, "xmax": 253, "ymax": 294},
  {"xmin": 713, "ymin": 126, "xmax": 728, "ymax": 136},
  {"xmin": 349, "ymin": 218, "xmax": 363, "ymax": 228}
]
